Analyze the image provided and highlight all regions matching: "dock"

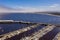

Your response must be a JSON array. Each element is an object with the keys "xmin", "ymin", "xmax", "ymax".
[
  {"xmin": 53, "ymin": 32, "xmax": 60, "ymax": 40},
  {"xmin": 21, "ymin": 25, "xmax": 56, "ymax": 40},
  {"xmin": 0, "ymin": 23, "xmax": 39, "ymax": 40},
  {"xmin": 0, "ymin": 20, "xmax": 60, "ymax": 40}
]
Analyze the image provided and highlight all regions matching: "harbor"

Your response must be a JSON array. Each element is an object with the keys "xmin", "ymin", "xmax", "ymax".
[
  {"xmin": 0, "ymin": 13, "xmax": 60, "ymax": 40},
  {"xmin": 0, "ymin": 21, "xmax": 60, "ymax": 40}
]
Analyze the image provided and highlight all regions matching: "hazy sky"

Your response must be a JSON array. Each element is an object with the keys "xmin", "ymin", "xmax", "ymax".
[{"xmin": 0, "ymin": 0, "xmax": 60, "ymax": 12}]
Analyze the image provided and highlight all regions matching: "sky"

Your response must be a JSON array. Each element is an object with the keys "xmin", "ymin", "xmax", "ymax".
[{"xmin": 0, "ymin": 0, "xmax": 60, "ymax": 13}]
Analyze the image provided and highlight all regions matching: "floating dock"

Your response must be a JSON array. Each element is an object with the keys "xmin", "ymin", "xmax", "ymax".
[
  {"xmin": 53, "ymin": 32, "xmax": 60, "ymax": 40},
  {"xmin": 0, "ymin": 20, "xmax": 60, "ymax": 40},
  {"xmin": 21, "ymin": 25, "xmax": 56, "ymax": 40},
  {"xmin": 0, "ymin": 24, "xmax": 39, "ymax": 40}
]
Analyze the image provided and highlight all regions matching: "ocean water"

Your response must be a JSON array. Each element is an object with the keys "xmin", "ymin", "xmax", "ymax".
[
  {"xmin": 0, "ymin": 23, "xmax": 33, "ymax": 35},
  {"xmin": 0, "ymin": 13, "xmax": 60, "ymax": 40},
  {"xmin": 0, "ymin": 13, "xmax": 60, "ymax": 24}
]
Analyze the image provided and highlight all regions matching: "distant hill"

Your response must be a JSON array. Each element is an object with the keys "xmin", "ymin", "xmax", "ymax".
[{"xmin": 35, "ymin": 12, "xmax": 60, "ymax": 16}]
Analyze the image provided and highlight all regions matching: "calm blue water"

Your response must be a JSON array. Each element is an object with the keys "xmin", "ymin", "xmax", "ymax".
[
  {"xmin": 0, "ymin": 23, "xmax": 33, "ymax": 35},
  {"xmin": 0, "ymin": 13, "xmax": 60, "ymax": 24}
]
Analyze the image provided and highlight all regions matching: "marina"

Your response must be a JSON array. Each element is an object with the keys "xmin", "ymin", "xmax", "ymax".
[
  {"xmin": 0, "ymin": 13, "xmax": 60, "ymax": 40},
  {"xmin": 0, "ymin": 0, "xmax": 60, "ymax": 40},
  {"xmin": 0, "ymin": 21, "xmax": 59, "ymax": 40}
]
